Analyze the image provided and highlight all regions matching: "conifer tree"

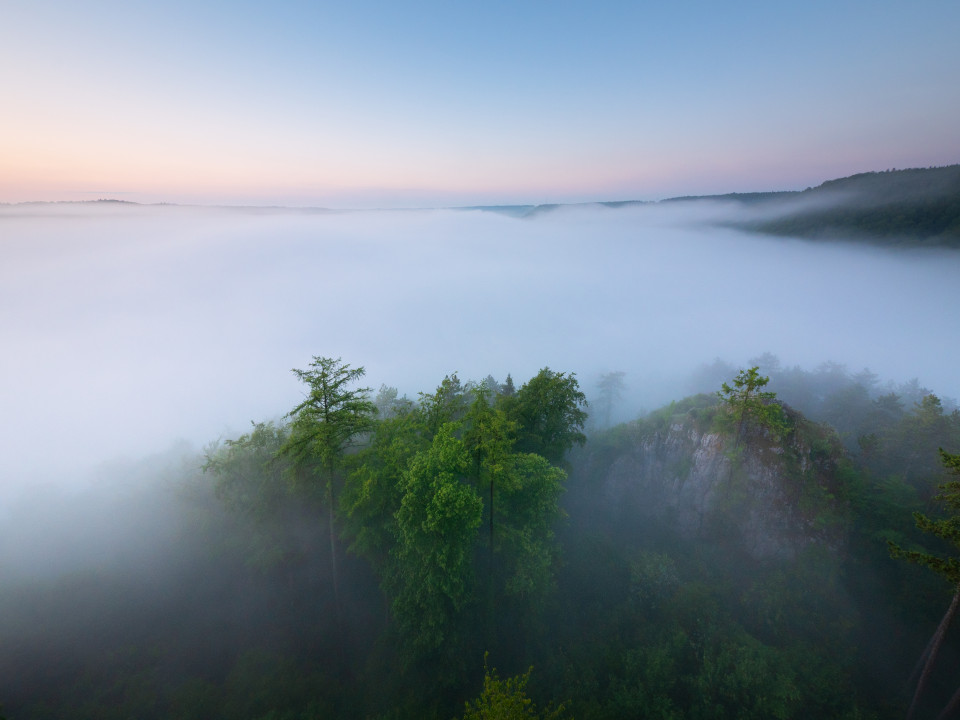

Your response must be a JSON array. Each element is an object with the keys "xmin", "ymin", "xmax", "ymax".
[
  {"xmin": 717, "ymin": 366, "xmax": 786, "ymax": 446},
  {"xmin": 595, "ymin": 370, "xmax": 626, "ymax": 429},
  {"xmin": 279, "ymin": 356, "xmax": 375, "ymax": 666}
]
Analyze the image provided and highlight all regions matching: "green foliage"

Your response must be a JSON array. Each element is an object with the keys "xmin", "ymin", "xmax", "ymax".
[
  {"xmin": 419, "ymin": 373, "xmax": 472, "ymax": 437},
  {"xmin": 692, "ymin": 629, "xmax": 801, "ymax": 720},
  {"xmin": 202, "ymin": 422, "xmax": 304, "ymax": 570},
  {"xmin": 375, "ymin": 384, "xmax": 415, "ymax": 419},
  {"xmin": 459, "ymin": 656, "xmax": 569, "ymax": 720},
  {"xmin": 629, "ymin": 551, "xmax": 680, "ymax": 611},
  {"xmin": 604, "ymin": 634, "xmax": 686, "ymax": 720},
  {"xmin": 886, "ymin": 450, "xmax": 960, "ymax": 720},
  {"xmin": 341, "ymin": 409, "xmax": 427, "ymax": 571},
  {"xmin": 281, "ymin": 356, "xmax": 375, "ymax": 481},
  {"xmin": 343, "ymin": 371, "xmax": 574, "ymax": 664},
  {"xmin": 716, "ymin": 366, "xmax": 788, "ymax": 442},
  {"xmin": 505, "ymin": 368, "xmax": 588, "ymax": 465},
  {"xmin": 276, "ymin": 356, "xmax": 377, "ymax": 665},
  {"xmin": 204, "ymin": 421, "xmax": 291, "ymax": 518},
  {"xmin": 386, "ymin": 396, "xmax": 568, "ymax": 655},
  {"xmin": 393, "ymin": 424, "xmax": 484, "ymax": 653},
  {"xmin": 464, "ymin": 384, "xmax": 517, "ymax": 489},
  {"xmin": 890, "ymin": 449, "xmax": 960, "ymax": 583},
  {"xmin": 735, "ymin": 165, "xmax": 960, "ymax": 247},
  {"xmin": 496, "ymin": 453, "xmax": 566, "ymax": 601},
  {"xmin": 21, "ymin": 357, "xmax": 959, "ymax": 720},
  {"xmin": 858, "ymin": 394, "xmax": 960, "ymax": 503}
]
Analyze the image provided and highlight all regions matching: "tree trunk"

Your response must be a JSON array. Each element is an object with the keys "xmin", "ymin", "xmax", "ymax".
[
  {"xmin": 326, "ymin": 477, "xmax": 348, "ymax": 675},
  {"xmin": 489, "ymin": 471, "xmax": 494, "ymax": 584},
  {"xmin": 725, "ymin": 410, "xmax": 746, "ymax": 491},
  {"xmin": 488, "ymin": 469, "xmax": 495, "ymax": 647},
  {"xmin": 908, "ymin": 584, "xmax": 960, "ymax": 720},
  {"xmin": 937, "ymin": 683, "xmax": 960, "ymax": 720},
  {"xmin": 907, "ymin": 631, "xmax": 937, "ymax": 692},
  {"xmin": 329, "ymin": 487, "xmax": 340, "ymax": 613}
]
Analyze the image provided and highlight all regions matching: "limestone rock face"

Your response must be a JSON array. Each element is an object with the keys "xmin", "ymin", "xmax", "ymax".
[{"xmin": 590, "ymin": 409, "xmax": 845, "ymax": 560}]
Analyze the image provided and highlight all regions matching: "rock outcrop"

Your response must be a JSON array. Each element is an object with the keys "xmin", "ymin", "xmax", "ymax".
[{"xmin": 580, "ymin": 398, "xmax": 849, "ymax": 560}]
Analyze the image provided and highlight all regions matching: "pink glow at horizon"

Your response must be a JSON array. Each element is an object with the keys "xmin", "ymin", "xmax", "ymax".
[{"xmin": 2, "ymin": 1, "xmax": 958, "ymax": 208}]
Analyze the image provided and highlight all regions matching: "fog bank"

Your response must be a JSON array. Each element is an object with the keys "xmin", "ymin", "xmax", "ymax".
[{"xmin": 3, "ymin": 201, "xmax": 958, "ymax": 491}]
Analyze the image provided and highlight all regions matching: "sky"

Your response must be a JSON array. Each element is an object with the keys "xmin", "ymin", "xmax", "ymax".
[{"xmin": 2, "ymin": 1, "xmax": 959, "ymax": 207}]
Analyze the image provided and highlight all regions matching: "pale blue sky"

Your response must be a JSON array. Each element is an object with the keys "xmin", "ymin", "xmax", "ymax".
[{"xmin": 2, "ymin": 1, "xmax": 958, "ymax": 206}]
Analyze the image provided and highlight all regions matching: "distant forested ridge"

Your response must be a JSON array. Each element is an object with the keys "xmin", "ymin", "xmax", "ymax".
[
  {"xmin": 465, "ymin": 165, "xmax": 960, "ymax": 247},
  {"xmin": 705, "ymin": 165, "xmax": 960, "ymax": 247},
  {"xmin": 9, "ymin": 165, "xmax": 959, "ymax": 249}
]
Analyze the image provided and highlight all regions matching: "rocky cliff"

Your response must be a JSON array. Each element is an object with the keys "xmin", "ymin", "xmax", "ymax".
[{"xmin": 577, "ymin": 396, "xmax": 851, "ymax": 560}]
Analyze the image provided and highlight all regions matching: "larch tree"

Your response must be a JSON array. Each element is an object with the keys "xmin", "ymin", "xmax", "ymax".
[
  {"xmin": 279, "ymin": 356, "xmax": 375, "ymax": 659},
  {"xmin": 595, "ymin": 370, "xmax": 627, "ymax": 430}
]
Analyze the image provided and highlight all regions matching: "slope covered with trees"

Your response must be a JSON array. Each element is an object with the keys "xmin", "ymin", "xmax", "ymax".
[
  {"xmin": 2, "ymin": 357, "xmax": 960, "ymax": 719},
  {"xmin": 472, "ymin": 165, "xmax": 960, "ymax": 248},
  {"xmin": 725, "ymin": 166, "xmax": 960, "ymax": 247}
]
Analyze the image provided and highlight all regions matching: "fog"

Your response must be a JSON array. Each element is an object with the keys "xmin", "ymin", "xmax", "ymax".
[
  {"xmin": 3, "ymin": 198, "xmax": 960, "ymax": 718},
  {"xmin": 2, "ymin": 199, "xmax": 959, "ymax": 495}
]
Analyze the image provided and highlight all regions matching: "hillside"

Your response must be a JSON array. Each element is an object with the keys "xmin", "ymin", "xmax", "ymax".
[
  {"xmin": 466, "ymin": 165, "xmax": 960, "ymax": 247},
  {"xmin": 9, "ymin": 165, "xmax": 959, "ymax": 248},
  {"xmin": 4, "ymin": 360, "xmax": 960, "ymax": 719},
  {"xmin": 558, "ymin": 380, "xmax": 960, "ymax": 719},
  {"xmin": 715, "ymin": 165, "xmax": 960, "ymax": 247}
]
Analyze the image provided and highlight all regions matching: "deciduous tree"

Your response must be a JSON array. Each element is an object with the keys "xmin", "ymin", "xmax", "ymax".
[
  {"xmin": 392, "ymin": 424, "xmax": 483, "ymax": 654},
  {"xmin": 202, "ymin": 421, "xmax": 300, "ymax": 571},
  {"xmin": 459, "ymin": 655, "xmax": 569, "ymax": 720},
  {"xmin": 504, "ymin": 368, "xmax": 588, "ymax": 465}
]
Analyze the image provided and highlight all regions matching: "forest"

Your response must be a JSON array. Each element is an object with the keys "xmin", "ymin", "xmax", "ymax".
[
  {"xmin": 723, "ymin": 165, "xmax": 960, "ymax": 247},
  {"xmin": 2, "ymin": 355, "xmax": 960, "ymax": 719},
  {"xmin": 464, "ymin": 166, "xmax": 960, "ymax": 247}
]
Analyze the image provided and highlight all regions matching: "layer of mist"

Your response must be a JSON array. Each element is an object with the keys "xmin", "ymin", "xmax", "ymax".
[
  {"xmin": 3, "ymin": 199, "xmax": 959, "ymax": 494},
  {"xmin": 3, "ymin": 196, "xmax": 960, "ymax": 716}
]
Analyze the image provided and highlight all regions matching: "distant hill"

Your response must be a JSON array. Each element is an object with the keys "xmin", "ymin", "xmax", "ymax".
[
  {"xmin": 464, "ymin": 165, "xmax": 960, "ymax": 247},
  {"xmin": 7, "ymin": 165, "xmax": 959, "ymax": 247},
  {"xmin": 694, "ymin": 165, "xmax": 960, "ymax": 247}
]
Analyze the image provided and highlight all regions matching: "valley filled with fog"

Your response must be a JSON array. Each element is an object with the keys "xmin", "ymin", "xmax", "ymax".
[
  {"xmin": 4, "ymin": 198, "xmax": 960, "ymax": 719},
  {"xmin": 2, "ymin": 200, "xmax": 958, "ymax": 492}
]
